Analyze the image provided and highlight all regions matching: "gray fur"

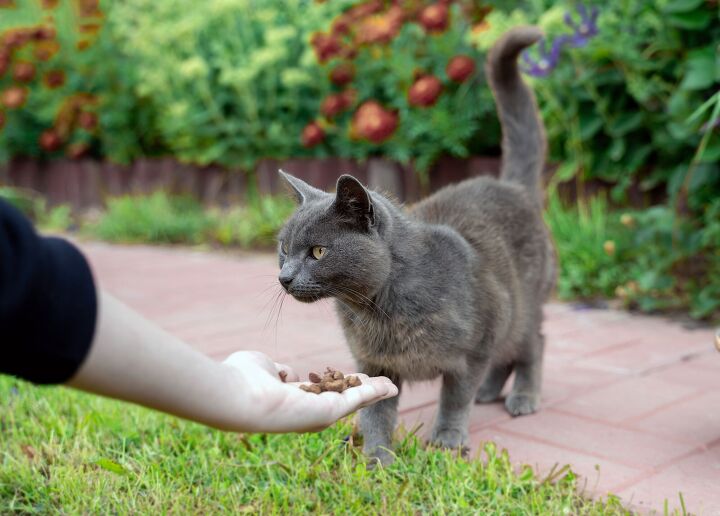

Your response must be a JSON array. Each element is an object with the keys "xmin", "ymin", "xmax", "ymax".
[{"xmin": 276, "ymin": 26, "xmax": 556, "ymax": 465}]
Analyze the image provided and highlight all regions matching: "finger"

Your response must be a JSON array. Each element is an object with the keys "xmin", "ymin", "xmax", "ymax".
[{"xmin": 274, "ymin": 362, "xmax": 299, "ymax": 383}]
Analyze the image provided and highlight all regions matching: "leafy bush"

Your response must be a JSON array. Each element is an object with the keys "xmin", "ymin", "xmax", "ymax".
[
  {"xmin": 0, "ymin": 0, "xmax": 147, "ymax": 164},
  {"xmin": 211, "ymin": 195, "xmax": 294, "ymax": 249},
  {"xmin": 87, "ymin": 191, "xmax": 293, "ymax": 249},
  {"xmin": 478, "ymin": 0, "xmax": 720, "ymax": 203},
  {"xmin": 90, "ymin": 192, "xmax": 212, "ymax": 244},
  {"xmin": 544, "ymin": 192, "xmax": 633, "ymax": 301},
  {"xmin": 301, "ymin": 2, "xmax": 498, "ymax": 176},
  {"xmin": 0, "ymin": 186, "xmax": 73, "ymax": 231},
  {"xmin": 109, "ymin": 0, "xmax": 349, "ymax": 169},
  {"xmin": 546, "ymin": 190, "xmax": 720, "ymax": 321}
]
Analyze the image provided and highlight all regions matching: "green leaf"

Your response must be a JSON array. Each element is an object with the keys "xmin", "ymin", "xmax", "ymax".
[
  {"xmin": 680, "ymin": 47, "xmax": 718, "ymax": 90},
  {"xmin": 663, "ymin": 0, "xmax": 705, "ymax": 13},
  {"xmin": 609, "ymin": 112, "xmax": 643, "ymax": 137},
  {"xmin": 95, "ymin": 458, "xmax": 129, "ymax": 476},
  {"xmin": 666, "ymin": 10, "xmax": 712, "ymax": 30},
  {"xmin": 579, "ymin": 114, "xmax": 604, "ymax": 140}
]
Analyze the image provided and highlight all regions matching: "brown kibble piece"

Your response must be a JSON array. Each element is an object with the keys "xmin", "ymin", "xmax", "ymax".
[
  {"xmin": 300, "ymin": 384, "xmax": 322, "ymax": 395},
  {"xmin": 278, "ymin": 370, "xmax": 288, "ymax": 383},
  {"xmin": 300, "ymin": 367, "xmax": 363, "ymax": 394},
  {"xmin": 324, "ymin": 379, "xmax": 344, "ymax": 392},
  {"xmin": 345, "ymin": 375, "xmax": 361, "ymax": 388}
]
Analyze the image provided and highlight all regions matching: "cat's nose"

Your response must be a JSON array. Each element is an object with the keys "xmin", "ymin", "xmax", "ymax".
[{"xmin": 278, "ymin": 272, "xmax": 294, "ymax": 289}]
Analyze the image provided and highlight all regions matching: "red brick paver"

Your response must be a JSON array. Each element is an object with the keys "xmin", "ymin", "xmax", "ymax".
[{"xmin": 81, "ymin": 242, "xmax": 720, "ymax": 514}]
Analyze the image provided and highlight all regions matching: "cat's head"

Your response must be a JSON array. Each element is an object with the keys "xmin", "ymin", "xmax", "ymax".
[{"xmin": 276, "ymin": 170, "xmax": 392, "ymax": 304}]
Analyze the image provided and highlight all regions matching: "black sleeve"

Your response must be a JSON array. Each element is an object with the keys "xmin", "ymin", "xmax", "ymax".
[{"xmin": 1, "ymin": 199, "xmax": 97, "ymax": 384}]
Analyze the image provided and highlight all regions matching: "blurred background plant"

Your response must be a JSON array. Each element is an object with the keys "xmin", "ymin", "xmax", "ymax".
[
  {"xmin": 300, "ymin": 0, "xmax": 497, "ymax": 178},
  {"xmin": 0, "ymin": 0, "xmax": 718, "ymax": 320},
  {"xmin": 0, "ymin": 0, "xmax": 152, "ymax": 163},
  {"xmin": 109, "ymin": 0, "xmax": 353, "ymax": 170}
]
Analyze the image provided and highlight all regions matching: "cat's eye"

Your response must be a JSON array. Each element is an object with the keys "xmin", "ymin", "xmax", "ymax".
[
  {"xmin": 311, "ymin": 246, "xmax": 326, "ymax": 260},
  {"xmin": 281, "ymin": 241, "xmax": 289, "ymax": 254}
]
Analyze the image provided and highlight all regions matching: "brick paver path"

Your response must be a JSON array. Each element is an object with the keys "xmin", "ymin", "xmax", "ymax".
[{"xmin": 81, "ymin": 242, "xmax": 720, "ymax": 514}]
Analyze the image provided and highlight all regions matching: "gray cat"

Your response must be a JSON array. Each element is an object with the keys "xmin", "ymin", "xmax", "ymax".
[{"xmin": 276, "ymin": 26, "xmax": 556, "ymax": 466}]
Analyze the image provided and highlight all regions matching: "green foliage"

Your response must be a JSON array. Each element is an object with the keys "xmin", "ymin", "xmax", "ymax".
[
  {"xmin": 0, "ymin": 0, "xmax": 147, "ymax": 164},
  {"xmin": 211, "ymin": 195, "xmax": 294, "ymax": 249},
  {"xmin": 544, "ymin": 192, "xmax": 634, "ymax": 300},
  {"xmin": 0, "ymin": 375, "xmax": 631, "ymax": 514},
  {"xmin": 0, "ymin": 186, "xmax": 72, "ymax": 231},
  {"xmin": 480, "ymin": 0, "xmax": 720, "ymax": 203},
  {"xmin": 89, "ymin": 192, "xmax": 212, "ymax": 244},
  {"xmin": 87, "ymin": 191, "xmax": 293, "ymax": 249},
  {"xmin": 308, "ymin": 4, "xmax": 499, "ymax": 176},
  {"xmin": 109, "ymin": 0, "xmax": 347, "ymax": 169},
  {"xmin": 546, "ymin": 190, "xmax": 720, "ymax": 321}
]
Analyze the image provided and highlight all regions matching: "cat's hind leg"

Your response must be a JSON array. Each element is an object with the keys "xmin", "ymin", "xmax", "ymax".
[
  {"xmin": 475, "ymin": 362, "xmax": 513, "ymax": 404},
  {"xmin": 504, "ymin": 331, "xmax": 544, "ymax": 416}
]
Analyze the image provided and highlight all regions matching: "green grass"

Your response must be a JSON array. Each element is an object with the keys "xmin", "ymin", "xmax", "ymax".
[{"xmin": 0, "ymin": 377, "xmax": 629, "ymax": 514}]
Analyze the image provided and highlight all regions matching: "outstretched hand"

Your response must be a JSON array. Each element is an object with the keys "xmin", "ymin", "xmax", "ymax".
[{"xmin": 223, "ymin": 351, "xmax": 398, "ymax": 433}]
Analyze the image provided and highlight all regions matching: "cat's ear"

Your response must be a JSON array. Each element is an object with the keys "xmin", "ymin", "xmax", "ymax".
[
  {"xmin": 278, "ymin": 169, "xmax": 323, "ymax": 204},
  {"xmin": 334, "ymin": 175, "xmax": 375, "ymax": 229}
]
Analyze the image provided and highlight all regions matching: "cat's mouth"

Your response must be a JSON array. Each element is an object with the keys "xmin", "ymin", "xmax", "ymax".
[{"xmin": 287, "ymin": 286, "xmax": 327, "ymax": 303}]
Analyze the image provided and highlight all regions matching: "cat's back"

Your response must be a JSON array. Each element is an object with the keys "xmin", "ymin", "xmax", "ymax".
[{"xmin": 410, "ymin": 176, "xmax": 542, "ymax": 245}]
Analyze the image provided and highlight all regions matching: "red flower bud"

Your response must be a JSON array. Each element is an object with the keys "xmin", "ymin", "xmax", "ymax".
[
  {"xmin": 44, "ymin": 70, "xmax": 66, "ymax": 89},
  {"xmin": 13, "ymin": 62, "xmax": 35, "ymax": 82},
  {"xmin": 352, "ymin": 101, "xmax": 398, "ymax": 144},
  {"xmin": 408, "ymin": 75, "xmax": 442, "ymax": 107},
  {"xmin": 67, "ymin": 142, "xmax": 90, "ymax": 159},
  {"xmin": 311, "ymin": 32, "xmax": 342, "ymax": 63},
  {"xmin": 0, "ymin": 111, "xmax": 5, "ymax": 131},
  {"xmin": 302, "ymin": 121, "xmax": 325, "ymax": 148},
  {"xmin": 78, "ymin": 111, "xmax": 98, "ymax": 131},
  {"xmin": 39, "ymin": 129, "xmax": 62, "ymax": 151},
  {"xmin": 1, "ymin": 86, "xmax": 27, "ymax": 109},
  {"xmin": 446, "ymin": 55, "xmax": 476, "ymax": 82},
  {"xmin": 321, "ymin": 94, "xmax": 348, "ymax": 118},
  {"xmin": 418, "ymin": 3, "xmax": 449, "ymax": 33},
  {"xmin": 329, "ymin": 62, "xmax": 355, "ymax": 86}
]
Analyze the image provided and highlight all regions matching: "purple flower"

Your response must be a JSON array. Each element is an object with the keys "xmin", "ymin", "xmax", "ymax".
[
  {"xmin": 520, "ymin": 4, "xmax": 600, "ymax": 78},
  {"xmin": 564, "ymin": 4, "xmax": 599, "ymax": 48},
  {"xmin": 521, "ymin": 36, "xmax": 569, "ymax": 77}
]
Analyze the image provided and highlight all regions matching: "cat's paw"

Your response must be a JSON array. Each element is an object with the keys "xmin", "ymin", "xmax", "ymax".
[
  {"xmin": 475, "ymin": 387, "xmax": 502, "ymax": 404},
  {"xmin": 504, "ymin": 392, "xmax": 540, "ymax": 416},
  {"xmin": 429, "ymin": 427, "xmax": 469, "ymax": 456},
  {"xmin": 364, "ymin": 446, "xmax": 395, "ymax": 469}
]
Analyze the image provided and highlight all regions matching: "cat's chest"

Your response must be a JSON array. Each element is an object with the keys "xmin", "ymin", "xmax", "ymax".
[{"xmin": 338, "ymin": 309, "xmax": 468, "ymax": 380}]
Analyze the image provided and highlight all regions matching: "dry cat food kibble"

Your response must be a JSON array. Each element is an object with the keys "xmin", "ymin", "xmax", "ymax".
[{"xmin": 300, "ymin": 367, "xmax": 362, "ymax": 394}]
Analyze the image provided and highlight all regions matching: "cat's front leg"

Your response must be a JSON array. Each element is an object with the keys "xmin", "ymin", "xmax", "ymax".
[
  {"xmin": 431, "ymin": 361, "xmax": 488, "ymax": 454},
  {"xmin": 359, "ymin": 367, "xmax": 401, "ymax": 467}
]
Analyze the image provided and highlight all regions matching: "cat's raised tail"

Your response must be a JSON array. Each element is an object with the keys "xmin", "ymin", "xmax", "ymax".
[{"xmin": 486, "ymin": 26, "xmax": 547, "ymax": 204}]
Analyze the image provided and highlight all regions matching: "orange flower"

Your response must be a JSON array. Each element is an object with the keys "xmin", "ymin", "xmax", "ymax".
[
  {"xmin": 446, "ymin": 55, "xmax": 475, "ymax": 82},
  {"xmin": 39, "ymin": 129, "xmax": 62, "ymax": 151},
  {"xmin": 1, "ymin": 86, "xmax": 28, "ymax": 109},
  {"xmin": 408, "ymin": 75, "xmax": 442, "ymax": 107},
  {"xmin": 13, "ymin": 62, "xmax": 35, "ymax": 82},
  {"xmin": 418, "ymin": 3, "xmax": 449, "ymax": 33},
  {"xmin": 352, "ymin": 101, "xmax": 398, "ymax": 144},
  {"xmin": 356, "ymin": 6, "xmax": 404, "ymax": 44},
  {"xmin": 302, "ymin": 121, "xmax": 325, "ymax": 147}
]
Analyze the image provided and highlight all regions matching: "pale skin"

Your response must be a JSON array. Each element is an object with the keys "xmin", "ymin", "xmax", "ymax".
[{"xmin": 67, "ymin": 291, "xmax": 398, "ymax": 433}]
